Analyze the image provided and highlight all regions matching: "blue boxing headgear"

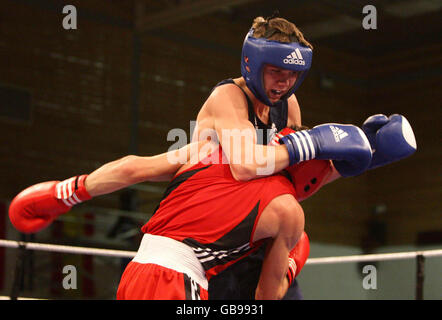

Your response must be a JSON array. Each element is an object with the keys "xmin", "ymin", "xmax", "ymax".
[{"xmin": 241, "ymin": 28, "xmax": 313, "ymax": 107}]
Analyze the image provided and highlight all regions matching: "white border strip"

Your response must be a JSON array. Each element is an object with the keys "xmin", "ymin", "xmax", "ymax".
[
  {"xmin": 0, "ymin": 295, "xmax": 46, "ymax": 300},
  {"xmin": 1, "ymin": 239, "xmax": 441, "ymax": 264}
]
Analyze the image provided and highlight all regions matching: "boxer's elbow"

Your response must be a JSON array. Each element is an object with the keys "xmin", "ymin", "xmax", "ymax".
[
  {"xmin": 117, "ymin": 155, "xmax": 144, "ymax": 183},
  {"xmin": 230, "ymin": 163, "xmax": 278, "ymax": 181},
  {"xmin": 229, "ymin": 164, "xmax": 257, "ymax": 182}
]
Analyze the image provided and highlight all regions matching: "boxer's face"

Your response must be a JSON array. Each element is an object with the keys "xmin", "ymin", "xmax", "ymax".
[{"xmin": 263, "ymin": 64, "xmax": 298, "ymax": 103}]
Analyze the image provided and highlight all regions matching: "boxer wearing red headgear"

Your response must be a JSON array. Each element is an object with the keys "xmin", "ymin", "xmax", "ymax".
[
  {"xmin": 9, "ymin": 139, "xmax": 310, "ymax": 300},
  {"xmin": 8, "ymin": 114, "xmax": 416, "ymax": 299},
  {"xmin": 117, "ymin": 145, "xmax": 306, "ymax": 300}
]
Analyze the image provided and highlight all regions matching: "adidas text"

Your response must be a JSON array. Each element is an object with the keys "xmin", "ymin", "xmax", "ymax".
[
  {"xmin": 284, "ymin": 49, "xmax": 305, "ymax": 65},
  {"xmin": 283, "ymin": 58, "xmax": 305, "ymax": 65}
]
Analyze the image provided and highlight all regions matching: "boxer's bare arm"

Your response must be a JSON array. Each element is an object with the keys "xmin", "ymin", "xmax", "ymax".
[
  {"xmin": 85, "ymin": 141, "xmax": 207, "ymax": 197},
  {"xmin": 255, "ymin": 237, "xmax": 291, "ymax": 300},
  {"xmin": 207, "ymin": 84, "xmax": 290, "ymax": 181},
  {"xmin": 253, "ymin": 194, "xmax": 305, "ymax": 300}
]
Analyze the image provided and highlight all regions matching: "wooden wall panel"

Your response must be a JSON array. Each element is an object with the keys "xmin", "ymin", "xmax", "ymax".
[{"xmin": 0, "ymin": 1, "xmax": 133, "ymax": 203}]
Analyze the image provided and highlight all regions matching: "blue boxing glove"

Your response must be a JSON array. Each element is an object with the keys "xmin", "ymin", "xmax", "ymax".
[
  {"xmin": 362, "ymin": 114, "xmax": 417, "ymax": 169},
  {"xmin": 279, "ymin": 123, "xmax": 372, "ymax": 177}
]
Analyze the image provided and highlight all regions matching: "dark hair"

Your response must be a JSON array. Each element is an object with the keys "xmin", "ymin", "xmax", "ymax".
[
  {"xmin": 290, "ymin": 124, "xmax": 310, "ymax": 131},
  {"xmin": 251, "ymin": 16, "xmax": 313, "ymax": 50}
]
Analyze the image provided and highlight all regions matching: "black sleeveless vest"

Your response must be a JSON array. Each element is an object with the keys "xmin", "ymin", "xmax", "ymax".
[{"xmin": 212, "ymin": 79, "xmax": 289, "ymax": 145}]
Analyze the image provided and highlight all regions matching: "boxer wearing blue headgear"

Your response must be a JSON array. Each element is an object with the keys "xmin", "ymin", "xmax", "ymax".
[
  {"xmin": 193, "ymin": 16, "xmax": 315, "ymax": 181},
  {"xmin": 241, "ymin": 28, "xmax": 313, "ymax": 107}
]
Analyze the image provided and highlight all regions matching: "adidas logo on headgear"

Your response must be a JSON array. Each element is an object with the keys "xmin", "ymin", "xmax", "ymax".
[
  {"xmin": 329, "ymin": 125, "xmax": 348, "ymax": 142},
  {"xmin": 283, "ymin": 48, "xmax": 305, "ymax": 65}
]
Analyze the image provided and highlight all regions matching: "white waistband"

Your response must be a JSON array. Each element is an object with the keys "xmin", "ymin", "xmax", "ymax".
[{"xmin": 133, "ymin": 234, "xmax": 208, "ymax": 290}]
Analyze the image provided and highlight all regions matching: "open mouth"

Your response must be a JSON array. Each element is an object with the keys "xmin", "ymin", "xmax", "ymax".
[{"xmin": 269, "ymin": 89, "xmax": 284, "ymax": 99}]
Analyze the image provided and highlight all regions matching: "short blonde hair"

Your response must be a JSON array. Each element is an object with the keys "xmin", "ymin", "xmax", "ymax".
[{"xmin": 251, "ymin": 16, "xmax": 313, "ymax": 50}]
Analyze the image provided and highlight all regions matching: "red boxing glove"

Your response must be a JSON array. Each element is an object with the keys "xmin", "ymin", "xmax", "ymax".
[
  {"xmin": 9, "ymin": 175, "xmax": 91, "ymax": 233},
  {"xmin": 269, "ymin": 127, "xmax": 296, "ymax": 146},
  {"xmin": 287, "ymin": 231, "xmax": 310, "ymax": 285}
]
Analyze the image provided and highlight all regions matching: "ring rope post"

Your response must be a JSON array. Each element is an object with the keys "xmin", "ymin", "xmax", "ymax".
[
  {"xmin": 415, "ymin": 254, "xmax": 425, "ymax": 300},
  {"xmin": 10, "ymin": 241, "xmax": 27, "ymax": 300}
]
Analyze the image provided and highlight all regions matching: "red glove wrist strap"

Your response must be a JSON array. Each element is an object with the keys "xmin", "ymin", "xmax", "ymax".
[
  {"xmin": 55, "ymin": 175, "xmax": 92, "ymax": 207},
  {"xmin": 287, "ymin": 257, "xmax": 296, "ymax": 286}
]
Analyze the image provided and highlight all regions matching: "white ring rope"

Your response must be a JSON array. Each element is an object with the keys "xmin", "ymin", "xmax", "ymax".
[
  {"xmin": 0, "ymin": 239, "xmax": 135, "ymax": 258},
  {"xmin": 306, "ymin": 249, "xmax": 442, "ymax": 265},
  {"xmin": 1, "ymin": 239, "xmax": 441, "ymax": 263}
]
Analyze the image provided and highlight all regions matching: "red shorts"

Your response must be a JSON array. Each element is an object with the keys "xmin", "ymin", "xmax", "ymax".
[
  {"xmin": 116, "ymin": 234, "xmax": 209, "ymax": 300},
  {"xmin": 117, "ymin": 261, "xmax": 208, "ymax": 300}
]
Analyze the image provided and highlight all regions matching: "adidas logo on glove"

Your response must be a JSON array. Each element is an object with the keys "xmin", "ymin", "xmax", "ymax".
[
  {"xmin": 283, "ymin": 49, "xmax": 305, "ymax": 65},
  {"xmin": 329, "ymin": 125, "xmax": 348, "ymax": 142}
]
